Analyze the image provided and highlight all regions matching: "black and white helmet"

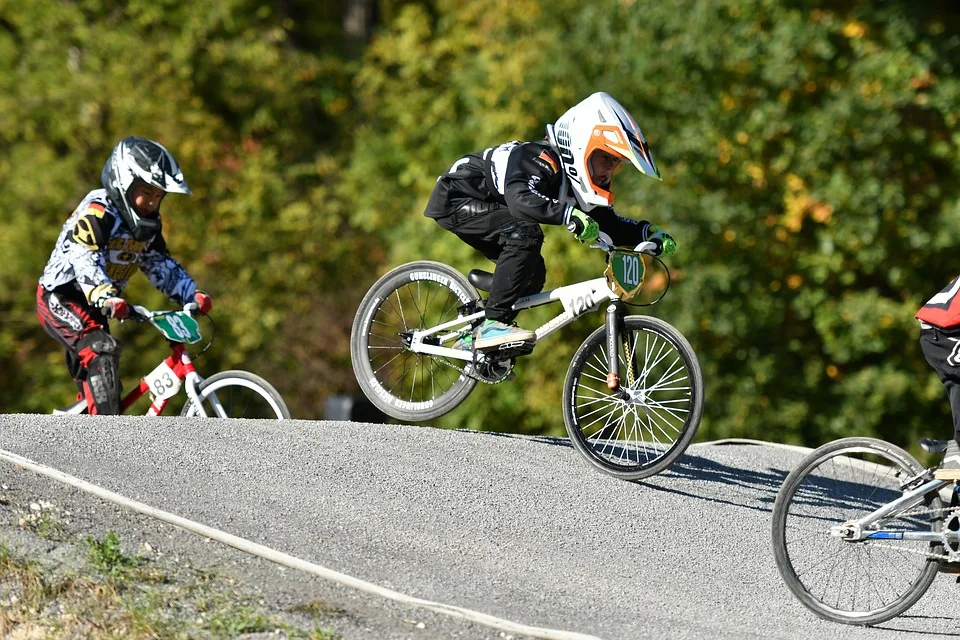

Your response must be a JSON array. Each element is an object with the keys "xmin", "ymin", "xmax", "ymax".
[{"xmin": 100, "ymin": 136, "xmax": 191, "ymax": 240}]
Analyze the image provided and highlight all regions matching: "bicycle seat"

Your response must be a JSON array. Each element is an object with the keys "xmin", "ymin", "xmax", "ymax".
[
  {"xmin": 468, "ymin": 269, "xmax": 494, "ymax": 293},
  {"xmin": 920, "ymin": 438, "xmax": 949, "ymax": 454}
]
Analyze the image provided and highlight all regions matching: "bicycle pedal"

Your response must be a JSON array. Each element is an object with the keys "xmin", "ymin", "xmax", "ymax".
[
  {"xmin": 921, "ymin": 438, "xmax": 949, "ymax": 454},
  {"xmin": 482, "ymin": 342, "xmax": 535, "ymax": 360}
]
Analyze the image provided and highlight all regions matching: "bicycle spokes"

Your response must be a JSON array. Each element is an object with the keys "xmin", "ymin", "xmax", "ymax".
[
  {"xmin": 364, "ymin": 277, "xmax": 473, "ymax": 409},
  {"xmin": 772, "ymin": 439, "xmax": 944, "ymax": 625},
  {"xmin": 569, "ymin": 321, "xmax": 696, "ymax": 473}
]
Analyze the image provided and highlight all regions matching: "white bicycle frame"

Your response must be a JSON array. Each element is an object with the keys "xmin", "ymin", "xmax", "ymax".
[{"xmin": 408, "ymin": 235, "xmax": 656, "ymax": 363}]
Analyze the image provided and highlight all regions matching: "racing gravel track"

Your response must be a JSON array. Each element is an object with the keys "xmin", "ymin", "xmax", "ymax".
[{"xmin": 1, "ymin": 414, "xmax": 958, "ymax": 640}]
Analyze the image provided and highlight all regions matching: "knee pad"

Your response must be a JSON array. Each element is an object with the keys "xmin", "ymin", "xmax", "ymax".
[
  {"xmin": 76, "ymin": 330, "xmax": 122, "ymax": 415},
  {"xmin": 76, "ymin": 329, "xmax": 121, "ymax": 361},
  {"xmin": 84, "ymin": 354, "xmax": 121, "ymax": 415}
]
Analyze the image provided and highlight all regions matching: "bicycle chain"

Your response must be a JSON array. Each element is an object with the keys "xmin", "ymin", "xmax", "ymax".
[
  {"xmin": 439, "ymin": 356, "xmax": 510, "ymax": 386},
  {"xmin": 865, "ymin": 541, "xmax": 954, "ymax": 563}
]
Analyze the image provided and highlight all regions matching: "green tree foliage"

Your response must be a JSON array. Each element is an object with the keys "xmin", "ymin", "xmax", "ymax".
[
  {"xmin": 344, "ymin": 0, "xmax": 960, "ymax": 447},
  {"xmin": 2, "ymin": 0, "xmax": 959, "ymax": 453},
  {"xmin": 0, "ymin": 0, "xmax": 375, "ymax": 416}
]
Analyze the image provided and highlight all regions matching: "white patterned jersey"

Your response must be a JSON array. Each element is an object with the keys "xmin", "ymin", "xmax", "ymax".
[{"xmin": 39, "ymin": 189, "xmax": 197, "ymax": 307}]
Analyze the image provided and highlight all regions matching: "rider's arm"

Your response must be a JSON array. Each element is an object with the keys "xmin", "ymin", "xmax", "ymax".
[
  {"xmin": 139, "ymin": 232, "xmax": 198, "ymax": 306},
  {"xmin": 67, "ymin": 203, "xmax": 122, "ymax": 306},
  {"xmin": 501, "ymin": 144, "xmax": 569, "ymax": 225},
  {"xmin": 590, "ymin": 208, "xmax": 653, "ymax": 246}
]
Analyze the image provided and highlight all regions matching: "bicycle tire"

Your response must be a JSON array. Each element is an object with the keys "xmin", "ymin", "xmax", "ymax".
[
  {"xmin": 351, "ymin": 261, "xmax": 480, "ymax": 422},
  {"xmin": 771, "ymin": 437, "xmax": 943, "ymax": 625},
  {"xmin": 180, "ymin": 370, "xmax": 291, "ymax": 419},
  {"xmin": 562, "ymin": 315, "xmax": 703, "ymax": 480}
]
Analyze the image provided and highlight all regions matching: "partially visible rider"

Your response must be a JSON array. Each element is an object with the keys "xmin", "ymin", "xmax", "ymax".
[
  {"xmin": 423, "ymin": 92, "xmax": 676, "ymax": 351},
  {"xmin": 36, "ymin": 136, "xmax": 213, "ymax": 415},
  {"xmin": 917, "ymin": 276, "xmax": 960, "ymax": 478}
]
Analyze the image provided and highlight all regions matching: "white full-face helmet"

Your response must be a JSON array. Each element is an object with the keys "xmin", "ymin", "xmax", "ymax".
[{"xmin": 546, "ymin": 92, "xmax": 661, "ymax": 211}]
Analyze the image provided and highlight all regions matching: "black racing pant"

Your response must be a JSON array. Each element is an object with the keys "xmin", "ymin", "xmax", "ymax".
[
  {"xmin": 920, "ymin": 326, "xmax": 960, "ymax": 442},
  {"xmin": 432, "ymin": 201, "xmax": 546, "ymax": 323}
]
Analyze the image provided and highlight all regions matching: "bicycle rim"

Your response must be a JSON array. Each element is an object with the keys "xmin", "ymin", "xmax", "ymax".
[
  {"xmin": 563, "ymin": 316, "xmax": 703, "ymax": 480},
  {"xmin": 772, "ymin": 438, "xmax": 942, "ymax": 625},
  {"xmin": 352, "ymin": 262, "xmax": 479, "ymax": 422},
  {"xmin": 183, "ymin": 372, "xmax": 290, "ymax": 419}
]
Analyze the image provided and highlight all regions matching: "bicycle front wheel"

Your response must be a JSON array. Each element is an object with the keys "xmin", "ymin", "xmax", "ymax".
[
  {"xmin": 181, "ymin": 370, "xmax": 290, "ymax": 419},
  {"xmin": 562, "ymin": 315, "xmax": 703, "ymax": 480},
  {"xmin": 351, "ymin": 261, "xmax": 480, "ymax": 422},
  {"xmin": 771, "ymin": 437, "xmax": 943, "ymax": 625}
]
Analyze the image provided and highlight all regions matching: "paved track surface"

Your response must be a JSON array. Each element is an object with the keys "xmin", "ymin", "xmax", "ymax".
[{"xmin": 1, "ymin": 415, "xmax": 957, "ymax": 639}]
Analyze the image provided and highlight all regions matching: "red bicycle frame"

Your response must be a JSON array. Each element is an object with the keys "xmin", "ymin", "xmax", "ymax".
[{"xmin": 121, "ymin": 343, "xmax": 201, "ymax": 416}]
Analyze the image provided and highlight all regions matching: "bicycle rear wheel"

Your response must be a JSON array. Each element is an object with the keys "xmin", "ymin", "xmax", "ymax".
[
  {"xmin": 180, "ymin": 370, "xmax": 290, "ymax": 419},
  {"xmin": 771, "ymin": 437, "xmax": 943, "ymax": 625},
  {"xmin": 562, "ymin": 315, "xmax": 703, "ymax": 480},
  {"xmin": 351, "ymin": 261, "xmax": 480, "ymax": 422}
]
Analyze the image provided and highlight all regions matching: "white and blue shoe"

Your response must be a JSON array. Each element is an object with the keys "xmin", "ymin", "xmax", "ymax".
[{"xmin": 473, "ymin": 319, "xmax": 536, "ymax": 351}]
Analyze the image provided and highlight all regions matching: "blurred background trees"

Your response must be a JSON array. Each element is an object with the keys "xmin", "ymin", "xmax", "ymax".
[{"xmin": 2, "ymin": 0, "xmax": 958, "ymax": 451}]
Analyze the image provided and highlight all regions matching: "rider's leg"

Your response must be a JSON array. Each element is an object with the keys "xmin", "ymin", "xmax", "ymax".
[
  {"xmin": 467, "ymin": 220, "xmax": 541, "ymax": 349},
  {"xmin": 485, "ymin": 220, "xmax": 544, "ymax": 324},
  {"xmin": 434, "ymin": 200, "xmax": 509, "ymax": 261},
  {"xmin": 433, "ymin": 203, "xmax": 540, "ymax": 348},
  {"xmin": 919, "ymin": 326, "xmax": 960, "ymax": 478},
  {"xmin": 520, "ymin": 253, "xmax": 546, "ymax": 298},
  {"xmin": 36, "ymin": 284, "xmax": 119, "ymax": 413}
]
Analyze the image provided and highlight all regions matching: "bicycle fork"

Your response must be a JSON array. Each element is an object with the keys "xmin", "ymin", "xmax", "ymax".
[
  {"xmin": 178, "ymin": 351, "xmax": 213, "ymax": 417},
  {"xmin": 604, "ymin": 302, "xmax": 631, "ymax": 394}
]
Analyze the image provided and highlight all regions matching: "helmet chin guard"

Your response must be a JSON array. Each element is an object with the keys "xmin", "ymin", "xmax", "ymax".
[{"xmin": 547, "ymin": 92, "xmax": 661, "ymax": 211}]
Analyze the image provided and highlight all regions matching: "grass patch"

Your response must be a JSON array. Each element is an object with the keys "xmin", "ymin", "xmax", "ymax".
[
  {"xmin": 17, "ymin": 499, "xmax": 66, "ymax": 540},
  {"xmin": 289, "ymin": 599, "xmax": 347, "ymax": 619},
  {"xmin": 206, "ymin": 605, "xmax": 277, "ymax": 635},
  {"xmin": 0, "ymin": 532, "xmax": 344, "ymax": 639},
  {"xmin": 86, "ymin": 531, "xmax": 141, "ymax": 577}
]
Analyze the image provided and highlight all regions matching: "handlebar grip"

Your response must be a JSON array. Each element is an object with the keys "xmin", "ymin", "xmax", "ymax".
[
  {"xmin": 634, "ymin": 241, "xmax": 659, "ymax": 255},
  {"xmin": 126, "ymin": 304, "xmax": 151, "ymax": 322},
  {"xmin": 183, "ymin": 302, "xmax": 200, "ymax": 316}
]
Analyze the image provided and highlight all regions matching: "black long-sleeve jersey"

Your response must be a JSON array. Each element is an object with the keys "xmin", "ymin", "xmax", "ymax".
[{"xmin": 425, "ymin": 140, "xmax": 654, "ymax": 246}]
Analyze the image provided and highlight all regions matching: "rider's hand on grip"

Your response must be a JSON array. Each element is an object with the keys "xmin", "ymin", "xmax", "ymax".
[
  {"xmin": 100, "ymin": 296, "xmax": 130, "ymax": 320},
  {"xmin": 566, "ymin": 207, "xmax": 599, "ymax": 244},
  {"xmin": 193, "ymin": 291, "xmax": 213, "ymax": 315},
  {"xmin": 646, "ymin": 225, "xmax": 676, "ymax": 257}
]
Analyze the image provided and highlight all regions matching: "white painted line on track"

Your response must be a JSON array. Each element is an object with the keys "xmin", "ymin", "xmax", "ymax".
[
  {"xmin": 692, "ymin": 437, "xmax": 812, "ymax": 453},
  {"xmin": 0, "ymin": 447, "xmax": 604, "ymax": 640}
]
